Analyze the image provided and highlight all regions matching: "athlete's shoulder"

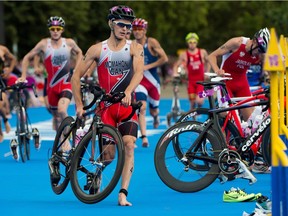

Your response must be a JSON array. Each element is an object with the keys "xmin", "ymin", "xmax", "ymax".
[
  {"xmin": 64, "ymin": 37, "xmax": 77, "ymax": 45},
  {"xmin": 131, "ymin": 40, "xmax": 143, "ymax": 49},
  {"xmin": 222, "ymin": 36, "xmax": 243, "ymax": 52},
  {"xmin": 147, "ymin": 37, "xmax": 160, "ymax": 45},
  {"xmin": 39, "ymin": 38, "xmax": 49, "ymax": 44}
]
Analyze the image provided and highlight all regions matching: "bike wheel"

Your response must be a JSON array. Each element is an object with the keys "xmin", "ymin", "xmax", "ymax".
[
  {"xmin": 261, "ymin": 125, "xmax": 271, "ymax": 166},
  {"xmin": 24, "ymin": 110, "xmax": 31, "ymax": 161},
  {"xmin": 70, "ymin": 124, "xmax": 125, "ymax": 204},
  {"xmin": 174, "ymin": 110, "xmax": 241, "ymax": 166},
  {"xmin": 154, "ymin": 121, "xmax": 223, "ymax": 193},
  {"xmin": 17, "ymin": 106, "xmax": 29, "ymax": 162},
  {"xmin": 49, "ymin": 116, "xmax": 75, "ymax": 195}
]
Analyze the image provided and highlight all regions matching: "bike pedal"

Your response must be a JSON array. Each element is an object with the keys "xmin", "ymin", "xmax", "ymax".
[
  {"xmin": 235, "ymin": 158, "xmax": 257, "ymax": 185},
  {"xmin": 48, "ymin": 159, "xmax": 61, "ymax": 185}
]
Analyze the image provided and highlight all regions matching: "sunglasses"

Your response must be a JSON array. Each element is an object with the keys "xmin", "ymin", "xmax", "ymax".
[
  {"xmin": 113, "ymin": 21, "xmax": 132, "ymax": 29},
  {"xmin": 132, "ymin": 26, "xmax": 144, "ymax": 31},
  {"xmin": 49, "ymin": 27, "xmax": 63, "ymax": 32}
]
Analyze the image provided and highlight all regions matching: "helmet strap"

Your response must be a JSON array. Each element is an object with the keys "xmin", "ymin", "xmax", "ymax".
[
  {"xmin": 112, "ymin": 28, "xmax": 122, "ymax": 41},
  {"xmin": 249, "ymin": 39, "xmax": 258, "ymax": 55}
]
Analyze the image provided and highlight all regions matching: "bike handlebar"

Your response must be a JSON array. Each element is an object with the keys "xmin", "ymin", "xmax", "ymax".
[
  {"xmin": 0, "ymin": 81, "xmax": 38, "ymax": 101},
  {"xmin": 81, "ymin": 86, "xmax": 142, "ymax": 121},
  {"xmin": 121, "ymin": 101, "xmax": 142, "ymax": 122}
]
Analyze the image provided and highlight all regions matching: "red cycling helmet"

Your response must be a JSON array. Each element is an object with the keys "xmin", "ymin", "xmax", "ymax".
[{"xmin": 132, "ymin": 18, "xmax": 148, "ymax": 29}]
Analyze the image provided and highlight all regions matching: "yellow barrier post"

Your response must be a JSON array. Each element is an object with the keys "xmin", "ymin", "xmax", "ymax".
[{"xmin": 263, "ymin": 28, "xmax": 288, "ymax": 216}]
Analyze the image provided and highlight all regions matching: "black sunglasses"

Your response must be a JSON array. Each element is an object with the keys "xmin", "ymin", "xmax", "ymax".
[{"xmin": 113, "ymin": 21, "xmax": 132, "ymax": 29}]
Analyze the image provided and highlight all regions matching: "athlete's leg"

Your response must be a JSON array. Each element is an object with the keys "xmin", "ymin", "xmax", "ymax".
[
  {"xmin": 138, "ymin": 100, "xmax": 149, "ymax": 147},
  {"xmin": 147, "ymin": 82, "xmax": 160, "ymax": 129},
  {"xmin": 135, "ymin": 85, "xmax": 149, "ymax": 147},
  {"xmin": 149, "ymin": 106, "xmax": 160, "ymax": 128},
  {"xmin": 227, "ymin": 79, "xmax": 253, "ymax": 121},
  {"xmin": 118, "ymin": 134, "xmax": 136, "ymax": 206},
  {"xmin": 0, "ymin": 93, "xmax": 10, "ymax": 133}
]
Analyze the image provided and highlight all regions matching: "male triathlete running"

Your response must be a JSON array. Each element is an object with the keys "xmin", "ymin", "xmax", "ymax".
[
  {"xmin": 173, "ymin": 32, "xmax": 210, "ymax": 112},
  {"xmin": 17, "ymin": 16, "xmax": 82, "ymax": 156},
  {"xmin": 0, "ymin": 45, "xmax": 16, "ymax": 142},
  {"xmin": 132, "ymin": 18, "xmax": 168, "ymax": 147},
  {"xmin": 71, "ymin": 5, "xmax": 144, "ymax": 206}
]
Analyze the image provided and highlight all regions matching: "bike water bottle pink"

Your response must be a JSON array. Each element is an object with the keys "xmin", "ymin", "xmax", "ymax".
[
  {"xmin": 75, "ymin": 127, "xmax": 84, "ymax": 146},
  {"xmin": 241, "ymin": 121, "xmax": 251, "ymax": 137},
  {"xmin": 252, "ymin": 115, "xmax": 263, "ymax": 133}
]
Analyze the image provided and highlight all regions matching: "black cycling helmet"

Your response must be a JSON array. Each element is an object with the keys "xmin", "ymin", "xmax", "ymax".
[
  {"xmin": 108, "ymin": 5, "xmax": 136, "ymax": 22},
  {"xmin": 47, "ymin": 16, "xmax": 65, "ymax": 28}
]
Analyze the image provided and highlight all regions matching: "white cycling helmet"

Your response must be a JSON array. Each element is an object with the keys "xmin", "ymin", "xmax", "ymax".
[{"xmin": 254, "ymin": 27, "xmax": 270, "ymax": 53}]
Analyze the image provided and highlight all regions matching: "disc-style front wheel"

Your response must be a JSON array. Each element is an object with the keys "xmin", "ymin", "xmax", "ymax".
[
  {"xmin": 70, "ymin": 124, "xmax": 125, "ymax": 204},
  {"xmin": 154, "ymin": 121, "xmax": 222, "ymax": 192}
]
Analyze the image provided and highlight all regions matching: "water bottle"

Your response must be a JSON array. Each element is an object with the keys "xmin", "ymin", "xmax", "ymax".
[
  {"xmin": 251, "ymin": 115, "xmax": 263, "ymax": 133},
  {"xmin": 75, "ymin": 127, "xmax": 84, "ymax": 146},
  {"xmin": 241, "ymin": 121, "xmax": 251, "ymax": 137},
  {"xmin": 83, "ymin": 124, "xmax": 90, "ymax": 136},
  {"xmin": 247, "ymin": 106, "xmax": 262, "ymax": 128}
]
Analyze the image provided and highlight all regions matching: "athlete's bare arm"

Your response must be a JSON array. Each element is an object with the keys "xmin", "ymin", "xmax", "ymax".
[
  {"xmin": 121, "ymin": 41, "xmax": 144, "ymax": 107},
  {"xmin": 71, "ymin": 43, "xmax": 100, "ymax": 117},
  {"xmin": 208, "ymin": 37, "xmax": 242, "ymax": 75},
  {"xmin": 19, "ymin": 39, "xmax": 47, "ymax": 82},
  {"xmin": 0, "ymin": 45, "xmax": 17, "ymax": 78},
  {"xmin": 144, "ymin": 37, "xmax": 168, "ymax": 71},
  {"xmin": 173, "ymin": 51, "xmax": 187, "ymax": 76},
  {"xmin": 201, "ymin": 49, "xmax": 211, "ymax": 72},
  {"xmin": 67, "ymin": 38, "xmax": 83, "ymax": 68}
]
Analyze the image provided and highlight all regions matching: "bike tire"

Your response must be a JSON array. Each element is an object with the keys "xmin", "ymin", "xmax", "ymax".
[
  {"xmin": 24, "ymin": 109, "xmax": 31, "ymax": 161},
  {"xmin": 154, "ymin": 121, "xmax": 222, "ymax": 193},
  {"xmin": 177, "ymin": 107, "xmax": 211, "ymax": 123},
  {"xmin": 49, "ymin": 116, "xmax": 75, "ymax": 195},
  {"xmin": 17, "ymin": 106, "xmax": 29, "ymax": 162},
  {"xmin": 261, "ymin": 125, "xmax": 271, "ymax": 166},
  {"xmin": 70, "ymin": 124, "xmax": 125, "ymax": 204}
]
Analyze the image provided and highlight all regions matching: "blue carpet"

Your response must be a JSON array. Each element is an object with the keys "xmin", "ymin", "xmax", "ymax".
[{"xmin": 0, "ymin": 99, "xmax": 271, "ymax": 216}]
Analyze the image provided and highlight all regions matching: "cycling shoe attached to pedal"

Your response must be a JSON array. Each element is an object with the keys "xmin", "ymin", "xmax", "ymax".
[{"xmin": 48, "ymin": 157, "xmax": 61, "ymax": 185}]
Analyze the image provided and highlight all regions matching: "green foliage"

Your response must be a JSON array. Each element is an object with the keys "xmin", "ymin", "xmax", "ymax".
[{"xmin": 2, "ymin": 1, "xmax": 288, "ymax": 59}]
